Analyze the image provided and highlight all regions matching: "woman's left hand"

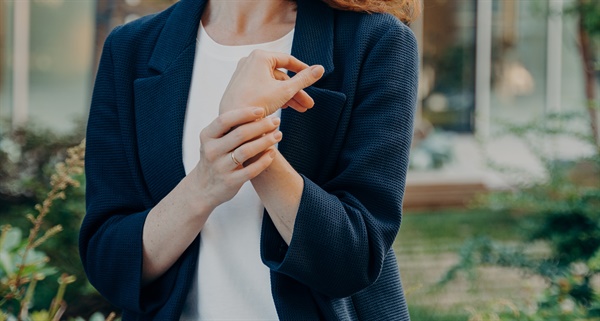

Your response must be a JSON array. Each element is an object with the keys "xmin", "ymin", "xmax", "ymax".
[{"xmin": 220, "ymin": 49, "xmax": 325, "ymax": 116}]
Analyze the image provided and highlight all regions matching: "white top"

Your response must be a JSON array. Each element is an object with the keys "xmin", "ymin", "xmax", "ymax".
[{"xmin": 179, "ymin": 23, "xmax": 294, "ymax": 321}]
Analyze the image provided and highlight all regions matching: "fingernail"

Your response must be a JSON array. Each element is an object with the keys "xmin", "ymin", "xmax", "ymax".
[
  {"xmin": 254, "ymin": 108, "xmax": 264, "ymax": 116},
  {"xmin": 269, "ymin": 150, "xmax": 276, "ymax": 158},
  {"xmin": 274, "ymin": 131, "xmax": 282, "ymax": 140},
  {"xmin": 311, "ymin": 65, "xmax": 324, "ymax": 78},
  {"xmin": 271, "ymin": 117, "xmax": 281, "ymax": 126}
]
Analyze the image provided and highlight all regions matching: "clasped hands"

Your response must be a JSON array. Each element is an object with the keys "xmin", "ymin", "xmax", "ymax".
[{"xmin": 191, "ymin": 50, "xmax": 324, "ymax": 209}]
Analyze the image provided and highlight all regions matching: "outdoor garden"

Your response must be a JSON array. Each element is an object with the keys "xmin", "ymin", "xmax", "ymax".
[{"xmin": 1, "ymin": 0, "xmax": 600, "ymax": 320}]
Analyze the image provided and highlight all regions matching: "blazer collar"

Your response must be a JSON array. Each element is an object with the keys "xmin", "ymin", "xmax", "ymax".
[
  {"xmin": 148, "ymin": 0, "xmax": 207, "ymax": 73},
  {"xmin": 148, "ymin": 0, "xmax": 335, "ymax": 77}
]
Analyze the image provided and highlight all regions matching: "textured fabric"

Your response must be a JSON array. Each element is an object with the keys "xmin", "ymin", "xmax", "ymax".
[
  {"xmin": 79, "ymin": 0, "xmax": 419, "ymax": 320},
  {"xmin": 179, "ymin": 23, "xmax": 293, "ymax": 321}
]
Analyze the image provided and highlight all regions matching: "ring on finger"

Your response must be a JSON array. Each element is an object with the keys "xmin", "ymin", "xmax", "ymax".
[{"xmin": 230, "ymin": 150, "xmax": 242, "ymax": 167}]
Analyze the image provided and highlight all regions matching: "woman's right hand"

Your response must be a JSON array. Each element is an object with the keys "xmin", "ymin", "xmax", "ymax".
[
  {"xmin": 189, "ymin": 106, "xmax": 281, "ymax": 210},
  {"xmin": 220, "ymin": 50, "xmax": 324, "ymax": 116}
]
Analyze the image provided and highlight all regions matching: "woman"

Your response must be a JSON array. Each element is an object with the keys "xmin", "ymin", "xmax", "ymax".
[{"xmin": 80, "ymin": 0, "xmax": 420, "ymax": 320}]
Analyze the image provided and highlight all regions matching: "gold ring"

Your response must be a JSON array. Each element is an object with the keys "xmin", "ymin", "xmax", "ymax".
[{"xmin": 231, "ymin": 151, "xmax": 241, "ymax": 166}]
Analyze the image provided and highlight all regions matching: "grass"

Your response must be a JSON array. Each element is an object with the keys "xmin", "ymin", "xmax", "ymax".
[
  {"xmin": 397, "ymin": 209, "xmax": 523, "ymax": 254},
  {"xmin": 409, "ymin": 305, "xmax": 469, "ymax": 321},
  {"xmin": 394, "ymin": 209, "xmax": 542, "ymax": 319}
]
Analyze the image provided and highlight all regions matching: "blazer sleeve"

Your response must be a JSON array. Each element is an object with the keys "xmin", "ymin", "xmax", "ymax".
[
  {"xmin": 79, "ymin": 27, "xmax": 179, "ymax": 314},
  {"xmin": 262, "ymin": 22, "xmax": 419, "ymax": 298}
]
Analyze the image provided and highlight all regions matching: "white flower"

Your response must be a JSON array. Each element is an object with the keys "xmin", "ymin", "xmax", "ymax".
[
  {"xmin": 570, "ymin": 262, "xmax": 589, "ymax": 277},
  {"xmin": 560, "ymin": 298, "xmax": 576, "ymax": 313}
]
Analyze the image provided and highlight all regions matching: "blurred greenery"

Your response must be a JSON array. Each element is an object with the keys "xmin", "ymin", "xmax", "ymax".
[
  {"xmin": 1, "ymin": 2, "xmax": 596, "ymax": 318},
  {"xmin": 438, "ymin": 111, "xmax": 600, "ymax": 320},
  {"xmin": 0, "ymin": 139, "xmax": 118, "ymax": 320},
  {"xmin": 409, "ymin": 305, "xmax": 469, "ymax": 321},
  {"xmin": 400, "ymin": 209, "xmax": 522, "ymax": 247},
  {"xmin": 0, "ymin": 122, "xmax": 116, "ymax": 318},
  {"xmin": 396, "ymin": 209, "xmax": 528, "ymax": 318},
  {"xmin": 571, "ymin": 0, "xmax": 600, "ymax": 37}
]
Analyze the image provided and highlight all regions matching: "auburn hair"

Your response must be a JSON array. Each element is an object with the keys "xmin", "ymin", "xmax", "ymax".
[{"xmin": 321, "ymin": 0, "xmax": 422, "ymax": 24}]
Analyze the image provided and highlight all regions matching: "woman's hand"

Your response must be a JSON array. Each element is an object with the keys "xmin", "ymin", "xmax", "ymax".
[
  {"xmin": 142, "ymin": 107, "xmax": 279, "ymax": 284},
  {"xmin": 189, "ymin": 107, "xmax": 282, "ymax": 210},
  {"xmin": 220, "ymin": 49, "xmax": 325, "ymax": 116}
]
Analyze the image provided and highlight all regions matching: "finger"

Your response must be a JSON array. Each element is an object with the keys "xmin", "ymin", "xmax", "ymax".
[
  {"xmin": 291, "ymin": 89, "xmax": 314, "ymax": 109},
  {"xmin": 229, "ymin": 149, "xmax": 244, "ymax": 168},
  {"xmin": 275, "ymin": 69, "xmax": 314, "ymax": 109},
  {"xmin": 286, "ymin": 65, "xmax": 324, "ymax": 93},
  {"xmin": 264, "ymin": 51, "xmax": 311, "ymax": 73},
  {"xmin": 285, "ymin": 97, "xmax": 308, "ymax": 113},
  {"xmin": 202, "ymin": 107, "xmax": 265, "ymax": 139},
  {"xmin": 232, "ymin": 129, "xmax": 282, "ymax": 166},
  {"xmin": 273, "ymin": 69, "xmax": 290, "ymax": 81},
  {"xmin": 233, "ymin": 148, "xmax": 277, "ymax": 180},
  {"xmin": 220, "ymin": 116, "xmax": 281, "ymax": 153},
  {"xmin": 273, "ymin": 69, "xmax": 315, "ymax": 111}
]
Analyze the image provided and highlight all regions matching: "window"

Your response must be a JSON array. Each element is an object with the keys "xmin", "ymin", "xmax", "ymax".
[
  {"xmin": 421, "ymin": 0, "xmax": 477, "ymax": 133},
  {"xmin": 489, "ymin": 0, "xmax": 548, "ymax": 126},
  {"xmin": 1, "ymin": 0, "xmax": 95, "ymax": 133}
]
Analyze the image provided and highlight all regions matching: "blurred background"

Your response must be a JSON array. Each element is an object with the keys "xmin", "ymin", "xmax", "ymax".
[{"xmin": 0, "ymin": 0, "xmax": 599, "ymax": 320}]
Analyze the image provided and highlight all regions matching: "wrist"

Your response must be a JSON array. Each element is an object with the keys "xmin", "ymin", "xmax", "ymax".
[{"xmin": 181, "ymin": 169, "xmax": 217, "ymax": 218}]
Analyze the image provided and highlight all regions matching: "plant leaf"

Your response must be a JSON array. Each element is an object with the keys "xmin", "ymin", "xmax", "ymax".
[
  {"xmin": 0, "ymin": 251, "xmax": 14, "ymax": 277},
  {"xmin": 2, "ymin": 228, "xmax": 21, "ymax": 251}
]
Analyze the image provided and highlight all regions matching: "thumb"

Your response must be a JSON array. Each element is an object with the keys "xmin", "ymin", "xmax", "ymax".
[{"xmin": 288, "ymin": 65, "xmax": 324, "ymax": 91}]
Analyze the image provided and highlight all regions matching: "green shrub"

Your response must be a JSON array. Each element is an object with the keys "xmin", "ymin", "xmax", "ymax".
[
  {"xmin": 0, "ymin": 141, "xmax": 117, "ymax": 321},
  {"xmin": 0, "ymin": 122, "xmax": 115, "ymax": 317},
  {"xmin": 440, "ymin": 112, "xmax": 600, "ymax": 320}
]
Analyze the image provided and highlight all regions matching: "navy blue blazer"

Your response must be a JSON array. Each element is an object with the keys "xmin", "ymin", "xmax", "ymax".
[{"xmin": 79, "ymin": 0, "xmax": 419, "ymax": 319}]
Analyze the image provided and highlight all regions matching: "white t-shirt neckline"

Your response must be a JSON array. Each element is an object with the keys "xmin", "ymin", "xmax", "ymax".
[{"xmin": 197, "ymin": 23, "xmax": 295, "ymax": 60}]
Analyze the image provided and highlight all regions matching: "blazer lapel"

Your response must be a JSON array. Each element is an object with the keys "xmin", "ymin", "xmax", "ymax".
[
  {"xmin": 289, "ymin": 0, "xmax": 335, "ymax": 76},
  {"xmin": 134, "ymin": 0, "xmax": 206, "ymax": 203},
  {"xmin": 148, "ymin": 0, "xmax": 207, "ymax": 73},
  {"xmin": 279, "ymin": 0, "xmax": 347, "ymax": 183},
  {"xmin": 267, "ymin": 3, "xmax": 348, "ymax": 316}
]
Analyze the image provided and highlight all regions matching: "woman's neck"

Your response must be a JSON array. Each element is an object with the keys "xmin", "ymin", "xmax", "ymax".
[{"xmin": 202, "ymin": 0, "xmax": 297, "ymax": 46}]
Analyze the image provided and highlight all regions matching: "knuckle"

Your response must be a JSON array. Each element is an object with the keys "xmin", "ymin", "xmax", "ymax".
[
  {"xmin": 250, "ymin": 49, "xmax": 269, "ymax": 62},
  {"xmin": 237, "ymin": 57, "xmax": 246, "ymax": 67},
  {"xmin": 214, "ymin": 115, "xmax": 227, "ymax": 129},
  {"xmin": 202, "ymin": 144, "xmax": 218, "ymax": 161},
  {"xmin": 199, "ymin": 129, "xmax": 209, "ymax": 142}
]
